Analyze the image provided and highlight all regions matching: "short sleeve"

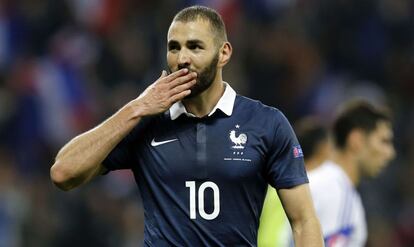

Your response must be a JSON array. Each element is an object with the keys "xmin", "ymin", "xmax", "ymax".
[
  {"xmin": 265, "ymin": 110, "xmax": 308, "ymax": 189},
  {"xmin": 102, "ymin": 116, "xmax": 153, "ymax": 172}
]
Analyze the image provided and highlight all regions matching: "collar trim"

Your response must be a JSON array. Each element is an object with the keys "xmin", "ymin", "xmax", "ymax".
[{"xmin": 169, "ymin": 82, "xmax": 236, "ymax": 120}]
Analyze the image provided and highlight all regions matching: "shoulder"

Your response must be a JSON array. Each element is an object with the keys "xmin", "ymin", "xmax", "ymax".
[
  {"xmin": 235, "ymin": 96, "xmax": 296, "ymax": 144},
  {"xmin": 235, "ymin": 95, "xmax": 288, "ymax": 124},
  {"xmin": 235, "ymin": 95, "xmax": 280, "ymax": 113},
  {"xmin": 309, "ymin": 161, "xmax": 350, "ymax": 193}
]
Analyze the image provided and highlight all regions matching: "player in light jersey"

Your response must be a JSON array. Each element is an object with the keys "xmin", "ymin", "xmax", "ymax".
[{"xmin": 309, "ymin": 101, "xmax": 395, "ymax": 247}]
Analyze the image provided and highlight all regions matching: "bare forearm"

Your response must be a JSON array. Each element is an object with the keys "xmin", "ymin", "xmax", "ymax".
[
  {"xmin": 50, "ymin": 69, "xmax": 196, "ymax": 190},
  {"xmin": 51, "ymin": 102, "xmax": 142, "ymax": 190},
  {"xmin": 292, "ymin": 216, "xmax": 324, "ymax": 247},
  {"xmin": 278, "ymin": 185, "xmax": 324, "ymax": 247}
]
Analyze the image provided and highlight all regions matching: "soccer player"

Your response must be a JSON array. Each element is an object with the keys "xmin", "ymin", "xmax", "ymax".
[
  {"xmin": 258, "ymin": 117, "xmax": 331, "ymax": 246},
  {"xmin": 50, "ymin": 6, "xmax": 323, "ymax": 246},
  {"xmin": 308, "ymin": 101, "xmax": 395, "ymax": 247}
]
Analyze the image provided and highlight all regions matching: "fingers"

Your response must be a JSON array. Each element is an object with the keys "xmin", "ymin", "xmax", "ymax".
[
  {"xmin": 159, "ymin": 70, "xmax": 168, "ymax": 79},
  {"xmin": 168, "ymin": 71, "xmax": 197, "ymax": 89},
  {"xmin": 169, "ymin": 79, "xmax": 196, "ymax": 97},
  {"xmin": 170, "ymin": 89, "xmax": 192, "ymax": 103},
  {"xmin": 162, "ymin": 68, "xmax": 189, "ymax": 82},
  {"xmin": 159, "ymin": 68, "xmax": 197, "ymax": 84},
  {"xmin": 156, "ymin": 69, "xmax": 197, "ymax": 93}
]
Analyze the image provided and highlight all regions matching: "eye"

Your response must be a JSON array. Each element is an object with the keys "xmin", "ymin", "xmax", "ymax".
[
  {"xmin": 168, "ymin": 43, "xmax": 180, "ymax": 52},
  {"xmin": 188, "ymin": 44, "xmax": 203, "ymax": 50}
]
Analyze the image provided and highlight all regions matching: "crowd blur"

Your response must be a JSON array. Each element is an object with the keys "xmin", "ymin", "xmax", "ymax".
[{"xmin": 0, "ymin": 0, "xmax": 413, "ymax": 246}]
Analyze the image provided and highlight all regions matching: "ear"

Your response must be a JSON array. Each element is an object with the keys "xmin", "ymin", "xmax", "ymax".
[
  {"xmin": 218, "ymin": 42, "xmax": 232, "ymax": 68},
  {"xmin": 347, "ymin": 129, "xmax": 365, "ymax": 152}
]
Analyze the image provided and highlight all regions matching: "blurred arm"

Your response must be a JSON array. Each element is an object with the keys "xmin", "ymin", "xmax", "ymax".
[{"xmin": 278, "ymin": 183, "xmax": 324, "ymax": 247}]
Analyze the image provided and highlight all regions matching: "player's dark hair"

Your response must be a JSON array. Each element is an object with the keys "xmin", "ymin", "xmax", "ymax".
[
  {"xmin": 333, "ymin": 101, "xmax": 391, "ymax": 149},
  {"xmin": 173, "ymin": 5, "xmax": 228, "ymax": 44},
  {"xmin": 294, "ymin": 118, "xmax": 328, "ymax": 160}
]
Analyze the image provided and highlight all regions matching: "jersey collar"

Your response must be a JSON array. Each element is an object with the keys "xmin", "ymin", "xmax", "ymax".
[{"xmin": 169, "ymin": 82, "xmax": 236, "ymax": 120}]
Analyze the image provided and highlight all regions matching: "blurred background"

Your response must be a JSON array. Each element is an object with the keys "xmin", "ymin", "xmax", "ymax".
[{"xmin": 0, "ymin": 0, "xmax": 413, "ymax": 246}]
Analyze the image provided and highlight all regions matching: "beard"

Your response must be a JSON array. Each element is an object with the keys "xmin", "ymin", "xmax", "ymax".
[{"xmin": 169, "ymin": 52, "xmax": 219, "ymax": 99}]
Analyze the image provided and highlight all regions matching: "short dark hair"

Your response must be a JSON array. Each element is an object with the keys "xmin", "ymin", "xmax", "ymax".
[
  {"xmin": 333, "ymin": 101, "xmax": 391, "ymax": 149},
  {"xmin": 173, "ymin": 5, "xmax": 228, "ymax": 44},
  {"xmin": 294, "ymin": 118, "xmax": 328, "ymax": 160}
]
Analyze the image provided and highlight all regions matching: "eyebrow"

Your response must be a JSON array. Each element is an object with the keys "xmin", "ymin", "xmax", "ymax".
[
  {"xmin": 168, "ymin": 40, "xmax": 180, "ymax": 47},
  {"xmin": 186, "ymin": 39, "xmax": 205, "ymax": 46},
  {"xmin": 167, "ymin": 39, "xmax": 205, "ymax": 47}
]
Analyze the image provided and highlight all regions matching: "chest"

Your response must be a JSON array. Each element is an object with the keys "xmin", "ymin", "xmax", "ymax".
[{"xmin": 136, "ymin": 117, "xmax": 269, "ymax": 183}]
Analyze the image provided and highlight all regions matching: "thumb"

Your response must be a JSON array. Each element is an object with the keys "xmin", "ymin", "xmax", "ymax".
[{"xmin": 159, "ymin": 70, "xmax": 167, "ymax": 78}]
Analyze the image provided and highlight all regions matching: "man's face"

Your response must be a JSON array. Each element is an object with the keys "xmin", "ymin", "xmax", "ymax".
[
  {"xmin": 358, "ymin": 121, "xmax": 395, "ymax": 177},
  {"xmin": 167, "ymin": 19, "xmax": 220, "ymax": 98}
]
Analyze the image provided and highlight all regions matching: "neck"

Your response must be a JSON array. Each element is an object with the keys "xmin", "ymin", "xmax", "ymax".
[
  {"xmin": 182, "ymin": 73, "xmax": 225, "ymax": 117},
  {"xmin": 332, "ymin": 149, "xmax": 360, "ymax": 186}
]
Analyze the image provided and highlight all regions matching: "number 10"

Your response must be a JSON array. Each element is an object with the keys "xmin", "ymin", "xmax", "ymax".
[{"xmin": 185, "ymin": 181, "xmax": 220, "ymax": 220}]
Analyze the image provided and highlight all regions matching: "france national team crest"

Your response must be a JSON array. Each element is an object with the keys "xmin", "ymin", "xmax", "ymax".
[
  {"xmin": 224, "ymin": 125, "xmax": 251, "ymax": 162},
  {"xmin": 224, "ymin": 124, "xmax": 251, "ymax": 162},
  {"xmin": 229, "ymin": 125, "xmax": 247, "ymax": 149},
  {"xmin": 292, "ymin": 145, "xmax": 304, "ymax": 158}
]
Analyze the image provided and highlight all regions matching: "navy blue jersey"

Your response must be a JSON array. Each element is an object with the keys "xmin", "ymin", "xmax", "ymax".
[{"xmin": 103, "ymin": 85, "xmax": 308, "ymax": 246}]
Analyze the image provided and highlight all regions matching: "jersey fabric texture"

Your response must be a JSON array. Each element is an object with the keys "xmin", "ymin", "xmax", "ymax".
[
  {"xmin": 103, "ymin": 83, "xmax": 308, "ymax": 247},
  {"xmin": 308, "ymin": 161, "xmax": 367, "ymax": 247}
]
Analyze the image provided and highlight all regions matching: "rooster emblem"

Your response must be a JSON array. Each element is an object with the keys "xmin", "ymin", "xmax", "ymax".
[{"xmin": 229, "ymin": 130, "xmax": 247, "ymax": 149}]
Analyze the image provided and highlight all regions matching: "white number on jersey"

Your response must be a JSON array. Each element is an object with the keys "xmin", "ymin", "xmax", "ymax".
[{"xmin": 185, "ymin": 181, "xmax": 220, "ymax": 220}]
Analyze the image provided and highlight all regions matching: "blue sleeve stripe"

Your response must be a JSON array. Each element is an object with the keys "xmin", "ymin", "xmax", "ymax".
[{"xmin": 324, "ymin": 226, "xmax": 354, "ymax": 246}]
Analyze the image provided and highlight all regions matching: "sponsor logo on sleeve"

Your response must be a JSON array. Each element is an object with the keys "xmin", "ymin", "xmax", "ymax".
[{"xmin": 292, "ymin": 145, "xmax": 304, "ymax": 158}]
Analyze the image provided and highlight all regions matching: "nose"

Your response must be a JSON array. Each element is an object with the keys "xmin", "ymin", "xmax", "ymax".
[{"xmin": 177, "ymin": 49, "xmax": 191, "ymax": 69}]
